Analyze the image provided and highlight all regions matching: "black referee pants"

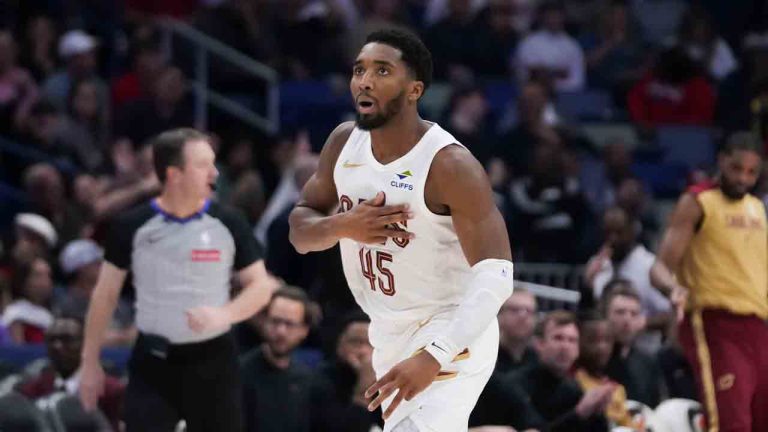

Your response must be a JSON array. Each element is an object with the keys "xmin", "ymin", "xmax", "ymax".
[{"xmin": 124, "ymin": 332, "xmax": 243, "ymax": 432}]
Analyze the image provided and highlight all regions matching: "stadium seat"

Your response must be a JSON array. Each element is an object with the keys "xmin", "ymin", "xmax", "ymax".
[
  {"xmin": 631, "ymin": 162, "xmax": 689, "ymax": 198},
  {"xmin": 42, "ymin": 392, "xmax": 112, "ymax": 432},
  {"xmin": 22, "ymin": 358, "xmax": 50, "ymax": 378},
  {"xmin": 0, "ymin": 391, "xmax": 51, "ymax": 431},
  {"xmin": 483, "ymin": 80, "xmax": 518, "ymax": 116},
  {"xmin": 419, "ymin": 82, "xmax": 453, "ymax": 119},
  {"xmin": 580, "ymin": 123, "xmax": 640, "ymax": 150},
  {"xmin": 555, "ymin": 89, "xmax": 613, "ymax": 121},
  {"xmin": 655, "ymin": 126, "xmax": 715, "ymax": 171},
  {"xmin": 0, "ymin": 374, "xmax": 22, "ymax": 394},
  {"xmin": 649, "ymin": 398, "xmax": 705, "ymax": 432}
]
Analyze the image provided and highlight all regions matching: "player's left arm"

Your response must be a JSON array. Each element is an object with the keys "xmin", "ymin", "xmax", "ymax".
[
  {"xmin": 366, "ymin": 145, "xmax": 514, "ymax": 419},
  {"xmin": 420, "ymin": 144, "xmax": 513, "ymax": 364}
]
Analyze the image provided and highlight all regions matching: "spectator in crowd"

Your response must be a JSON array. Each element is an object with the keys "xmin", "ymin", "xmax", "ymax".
[
  {"xmin": 265, "ymin": 154, "xmax": 319, "ymax": 289},
  {"xmin": 580, "ymin": 1, "xmax": 646, "ymax": 100},
  {"xmin": 656, "ymin": 326, "xmax": 698, "ymax": 401},
  {"xmin": 575, "ymin": 311, "xmax": 641, "ymax": 430},
  {"xmin": 424, "ymin": 0, "xmax": 490, "ymax": 83},
  {"xmin": 507, "ymin": 141, "xmax": 592, "ymax": 263},
  {"xmin": 491, "ymin": 79, "xmax": 560, "ymax": 185},
  {"xmin": 614, "ymin": 177, "xmax": 659, "ymax": 247},
  {"xmin": 468, "ymin": 0, "xmax": 522, "ymax": 78},
  {"xmin": 16, "ymin": 316, "xmax": 124, "ymax": 431},
  {"xmin": 22, "ymin": 163, "xmax": 86, "ymax": 245},
  {"xmin": 0, "ymin": 212, "xmax": 57, "ymax": 309},
  {"xmin": 223, "ymin": 140, "xmax": 268, "ymax": 229},
  {"xmin": 562, "ymin": 0, "xmax": 609, "ymax": 34},
  {"xmin": 56, "ymin": 78, "xmax": 110, "ymax": 172},
  {"xmin": 630, "ymin": 0, "xmax": 689, "ymax": 47},
  {"xmin": 422, "ymin": 0, "xmax": 486, "ymax": 27},
  {"xmin": 2, "ymin": 256, "xmax": 54, "ymax": 344},
  {"xmin": 310, "ymin": 311, "xmax": 381, "ymax": 432},
  {"xmin": 241, "ymin": 286, "xmax": 315, "ymax": 432},
  {"xmin": 0, "ymin": 323, "xmax": 10, "ymax": 346},
  {"xmin": 627, "ymin": 46, "xmax": 715, "ymax": 127},
  {"xmin": 271, "ymin": 0, "xmax": 346, "ymax": 78},
  {"xmin": 470, "ymin": 372, "xmax": 546, "ymax": 432},
  {"xmin": 442, "ymin": 86, "xmax": 494, "ymax": 166},
  {"xmin": 42, "ymin": 30, "xmax": 107, "ymax": 112},
  {"xmin": 89, "ymin": 142, "xmax": 160, "ymax": 224},
  {"xmin": 579, "ymin": 140, "xmax": 634, "ymax": 217},
  {"xmin": 116, "ymin": 65, "xmax": 193, "ymax": 146},
  {"xmin": 112, "ymin": 42, "xmax": 165, "ymax": 110},
  {"xmin": 194, "ymin": 0, "xmax": 279, "ymax": 88},
  {"xmin": 675, "ymin": 5, "xmax": 738, "ymax": 81},
  {"xmin": 602, "ymin": 282, "xmax": 664, "ymax": 407},
  {"xmin": 55, "ymin": 239, "xmax": 135, "ymax": 346},
  {"xmin": 215, "ymin": 138, "xmax": 258, "ymax": 203},
  {"xmin": 0, "ymin": 30, "xmax": 39, "ymax": 135},
  {"xmin": 124, "ymin": 0, "xmax": 200, "ymax": 23},
  {"xmin": 18, "ymin": 15, "xmax": 58, "ymax": 83},
  {"xmin": 509, "ymin": 310, "xmax": 611, "ymax": 431},
  {"xmin": 496, "ymin": 288, "xmax": 539, "ymax": 374},
  {"xmin": 344, "ymin": 0, "xmax": 413, "ymax": 68},
  {"xmin": 585, "ymin": 207, "xmax": 672, "ymax": 353},
  {"xmin": 256, "ymin": 130, "xmax": 312, "ymax": 246},
  {"xmin": 513, "ymin": 1, "xmax": 585, "ymax": 92},
  {"xmin": 17, "ymin": 100, "xmax": 75, "ymax": 171},
  {"xmin": 9, "ymin": 212, "xmax": 58, "ymax": 265}
]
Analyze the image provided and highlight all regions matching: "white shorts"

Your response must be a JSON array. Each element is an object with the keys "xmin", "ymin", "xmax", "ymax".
[{"xmin": 371, "ymin": 316, "xmax": 499, "ymax": 432}]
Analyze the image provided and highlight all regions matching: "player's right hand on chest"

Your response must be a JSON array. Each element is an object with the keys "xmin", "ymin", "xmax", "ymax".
[{"xmin": 338, "ymin": 191, "xmax": 415, "ymax": 244}]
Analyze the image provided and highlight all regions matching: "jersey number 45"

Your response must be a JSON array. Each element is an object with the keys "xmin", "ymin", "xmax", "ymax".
[{"xmin": 359, "ymin": 247, "xmax": 395, "ymax": 296}]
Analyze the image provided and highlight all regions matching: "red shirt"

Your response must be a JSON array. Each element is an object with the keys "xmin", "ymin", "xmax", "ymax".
[
  {"xmin": 112, "ymin": 73, "xmax": 142, "ymax": 108},
  {"xmin": 124, "ymin": 0, "xmax": 199, "ymax": 18},
  {"xmin": 17, "ymin": 367, "xmax": 125, "ymax": 431},
  {"xmin": 628, "ymin": 74, "xmax": 715, "ymax": 127}
]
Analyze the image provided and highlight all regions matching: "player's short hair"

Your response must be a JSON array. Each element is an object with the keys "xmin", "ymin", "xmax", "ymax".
[
  {"xmin": 721, "ymin": 131, "xmax": 763, "ymax": 158},
  {"xmin": 268, "ymin": 285, "xmax": 318, "ymax": 327},
  {"xmin": 365, "ymin": 28, "xmax": 433, "ymax": 94},
  {"xmin": 534, "ymin": 310, "xmax": 577, "ymax": 339},
  {"xmin": 600, "ymin": 279, "xmax": 642, "ymax": 314},
  {"xmin": 151, "ymin": 128, "xmax": 210, "ymax": 183}
]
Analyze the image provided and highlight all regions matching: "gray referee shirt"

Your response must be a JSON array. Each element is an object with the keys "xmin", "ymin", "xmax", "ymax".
[{"xmin": 104, "ymin": 199, "xmax": 262, "ymax": 344}]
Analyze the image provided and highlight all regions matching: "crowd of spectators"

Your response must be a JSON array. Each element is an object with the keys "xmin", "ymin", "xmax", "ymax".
[{"xmin": 0, "ymin": 0, "xmax": 767, "ymax": 431}]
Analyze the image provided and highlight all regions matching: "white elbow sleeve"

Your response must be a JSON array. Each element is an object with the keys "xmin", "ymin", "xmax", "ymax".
[{"xmin": 424, "ymin": 259, "xmax": 514, "ymax": 368}]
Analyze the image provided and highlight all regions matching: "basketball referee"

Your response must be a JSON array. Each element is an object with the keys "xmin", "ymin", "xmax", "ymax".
[{"xmin": 79, "ymin": 128, "xmax": 277, "ymax": 431}]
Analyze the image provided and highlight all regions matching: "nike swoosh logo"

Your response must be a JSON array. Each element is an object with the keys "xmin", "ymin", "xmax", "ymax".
[
  {"xmin": 342, "ymin": 160, "xmax": 365, "ymax": 168},
  {"xmin": 430, "ymin": 342, "xmax": 448, "ymax": 354}
]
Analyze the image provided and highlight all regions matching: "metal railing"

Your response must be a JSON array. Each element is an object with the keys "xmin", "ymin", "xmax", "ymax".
[
  {"xmin": 158, "ymin": 19, "xmax": 280, "ymax": 135},
  {"xmin": 514, "ymin": 263, "xmax": 585, "ymax": 311},
  {"xmin": 515, "ymin": 280, "xmax": 580, "ymax": 311}
]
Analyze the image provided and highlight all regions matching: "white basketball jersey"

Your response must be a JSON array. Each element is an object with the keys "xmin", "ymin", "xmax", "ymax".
[{"xmin": 333, "ymin": 123, "xmax": 472, "ymax": 349}]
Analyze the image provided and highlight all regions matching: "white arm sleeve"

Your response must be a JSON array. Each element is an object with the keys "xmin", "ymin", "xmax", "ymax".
[{"xmin": 424, "ymin": 259, "xmax": 514, "ymax": 368}]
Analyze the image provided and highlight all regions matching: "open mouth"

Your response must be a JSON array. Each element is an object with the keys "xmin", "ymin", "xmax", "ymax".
[{"xmin": 356, "ymin": 94, "xmax": 377, "ymax": 114}]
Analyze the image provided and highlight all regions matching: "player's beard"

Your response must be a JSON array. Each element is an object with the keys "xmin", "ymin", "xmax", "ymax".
[
  {"xmin": 720, "ymin": 177, "xmax": 749, "ymax": 200},
  {"xmin": 356, "ymin": 90, "xmax": 406, "ymax": 130}
]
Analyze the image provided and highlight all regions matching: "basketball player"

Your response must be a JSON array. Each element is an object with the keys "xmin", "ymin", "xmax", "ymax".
[
  {"xmin": 651, "ymin": 132, "xmax": 768, "ymax": 432},
  {"xmin": 289, "ymin": 29, "xmax": 514, "ymax": 432}
]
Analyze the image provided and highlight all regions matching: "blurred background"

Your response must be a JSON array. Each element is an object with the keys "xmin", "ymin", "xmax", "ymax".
[{"xmin": 0, "ymin": 0, "xmax": 767, "ymax": 431}]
